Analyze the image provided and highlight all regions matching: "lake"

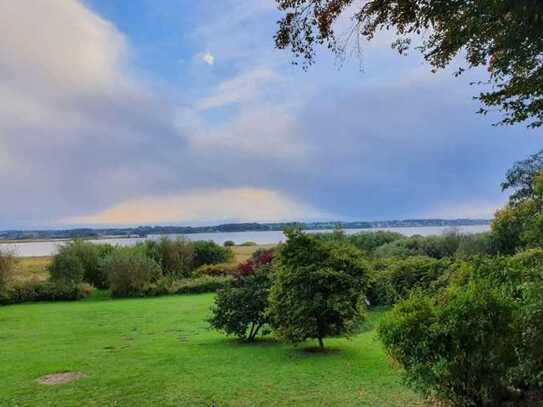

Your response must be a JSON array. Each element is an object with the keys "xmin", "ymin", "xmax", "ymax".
[{"xmin": 0, "ymin": 224, "xmax": 491, "ymax": 257}]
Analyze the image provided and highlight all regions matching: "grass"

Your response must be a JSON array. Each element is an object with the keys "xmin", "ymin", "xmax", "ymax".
[
  {"xmin": 0, "ymin": 294, "xmax": 423, "ymax": 406},
  {"xmin": 12, "ymin": 256, "xmax": 50, "ymax": 283}
]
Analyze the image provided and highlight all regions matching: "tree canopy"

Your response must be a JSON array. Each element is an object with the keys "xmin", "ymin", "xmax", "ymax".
[{"xmin": 275, "ymin": 0, "xmax": 543, "ymax": 128}]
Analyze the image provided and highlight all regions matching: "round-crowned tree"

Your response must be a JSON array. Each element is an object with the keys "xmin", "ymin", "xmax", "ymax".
[
  {"xmin": 209, "ymin": 265, "xmax": 272, "ymax": 341},
  {"xmin": 268, "ymin": 229, "xmax": 370, "ymax": 349}
]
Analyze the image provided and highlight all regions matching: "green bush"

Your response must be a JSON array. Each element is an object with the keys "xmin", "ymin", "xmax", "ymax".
[
  {"xmin": 374, "ymin": 232, "xmax": 494, "ymax": 260},
  {"xmin": 455, "ymin": 232, "xmax": 495, "ymax": 257},
  {"xmin": 102, "ymin": 247, "xmax": 162, "ymax": 298},
  {"xmin": 348, "ymin": 230, "xmax": 404, "ymax": 254},
  {"xmin": 47, "ymin": 240, "xmax": 113, "ymax": 288},
  {"xmin": 387, "ymin": 256, "xmax": 450, "ymax": 301},
  {"xmin": 223, "ymin": 240, "xmax": 235, "ymax": 247},
  {"xmin": 142, "ymin": 237, "xmax": 194, "ymax": 278},
  {"xmin": 366, "ymin": 259, "xmax": 397, "ymax": 306},
  {"xmin": 379, "ymin": 281, "xmax": 518, "ymax": 406},
  {"xmin": 374, "ymin": 237, "xmax": 426, "ymax": 258},
  {"xmin": 48, "ymin": 249, "xmax": 85, "ymax": 285},
  {"xmin": 268, "ymin": 230, "xmax": 370, "ymax": 349},
  {"xmin": 510, "ymin": 282, "xmax": 543, "ymax": 391},
  {"xmin": 196, "ymin": 263, "xmax": 236, "ymax": 277},
  {"xmin": 366, "ymin": 257, "xmax": 450, "ymax": 306},
  {"xmin": 1, "ymin": 281, "xmax": 93, "ymax": 306},
  {"xmin": 209, "ymin": 266, "xmax": 272, "ymax": 341},
  {"xmin": 193, "ymin": 241, "xmax": 234, "ymax": 268},
  {"xmin": 239, "ymin": 241, "xmax": 257, "ymax": 246}
]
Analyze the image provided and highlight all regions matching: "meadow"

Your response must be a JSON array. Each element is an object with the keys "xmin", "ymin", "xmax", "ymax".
[{"xmin": 0, "ymin": 293, "xmax": 422, "ymax": 406}]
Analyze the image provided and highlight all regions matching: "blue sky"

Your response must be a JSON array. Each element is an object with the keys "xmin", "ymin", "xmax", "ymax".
[{"xmin": 0, "ymin": 0, "xmax": 541, "ymax": 229}]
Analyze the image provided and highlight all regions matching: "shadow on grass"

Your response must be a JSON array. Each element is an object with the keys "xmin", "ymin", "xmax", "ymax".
[
  {"xmin": 211, "ymin": 336, "xmax": 282, "ymax": 349},
  {"xmin": 293, "ymin": 345, "xmax": 344, "ymax": 356}
]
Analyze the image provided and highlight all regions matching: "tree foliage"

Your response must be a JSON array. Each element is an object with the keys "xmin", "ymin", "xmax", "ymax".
[
  {"xmin": 209, "ymin": 266, "xmax": 273, "ymax": 341},
  {"xmin": 268, "ymin": 229, "xmax": 370, "ymax": 349},
  {"xmin": 275, "ymin": 0, "xmax": 543, "ymax": 128},
  {"xmin": 502, "ymin": 149, "xmax": 543, "ymax": 204}
]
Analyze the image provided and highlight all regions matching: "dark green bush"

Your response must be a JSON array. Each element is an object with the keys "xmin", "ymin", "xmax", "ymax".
[
  {"xmin": 375, "ymin": 232, "xmax": 494, "ymax": 260},
  {"xmin": 268, "ymin": 230, "xmax": 370, "ymax": 349},
  {"xmin": 374, "ymin": 237, "xmax": 426, "ymax": 258},
  {"xmin": 142, "ymin": 237, "xmax": 194, "ymax": 278},
  {"xmin": 511, "ymin": 282, "xmax": 543, "ymax": 391},
  {"xmin": 47, "ymin": 240, "xmax": 113, "ymax": 288},
  {"xmin": 196, "ymin": 263, "xmax": 236, "ymax": 277},
  {"xmin": 48, "ymin": 249, "xmax": 85, "ymax": 285},
  {"xmin": 223, "ymin": 240, "xmax": 235, "ymax": 247},
  {"xmin": 380, "ymin": 281, "xmax": 518, "ymax": 406},
  {"xmin": 366, "ymin": 257, "xmax": 451, "ymax": 306},
  {"xmin": 348, "ymin": 230, "xmax": 404, "ymax": 255},
  {"xmin": 1, "ymin": 281, "xmax": 92, "ymax": 305},
  {"xmin": 209, "ymin": 266, "xmax": 272, "ymax": 341},
  {"xmin": 387, "ymin": 256, "xmax": 450, "ymax": 300},
  {"xmin": 192, "ymin": 241, "xmax": 234, "ymax": 268},
  {"xmin": 455, "ymin": 232, "xmax": 495, "ymax": 258},
  {"xmin": 102, "ymin": 247, "xmax": 162, "ymax": 298}
]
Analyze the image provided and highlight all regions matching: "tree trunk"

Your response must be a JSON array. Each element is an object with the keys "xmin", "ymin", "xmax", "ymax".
[{"xmin": 318, "ymin": 336, "xmax": 324, "ymax": 350}]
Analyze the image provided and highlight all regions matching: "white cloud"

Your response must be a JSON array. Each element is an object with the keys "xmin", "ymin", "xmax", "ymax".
[
  {"xmin": 195, "ymin": 67, "xmax": 279, "ymax": 110},
  {"xmin": 66, "ymin": 188, "xmax": 331, "ymax": 225},
  {"xmin": 198, "ymin": 51, "xmax": 215, "ymax": 65}
]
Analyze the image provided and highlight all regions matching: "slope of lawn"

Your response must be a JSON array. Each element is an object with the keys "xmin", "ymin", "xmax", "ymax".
[{"xmin": 0, "ymin": 294, "xmax": 423, "ymax": 406}]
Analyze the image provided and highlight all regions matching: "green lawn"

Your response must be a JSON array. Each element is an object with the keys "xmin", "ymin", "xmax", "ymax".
[{"xmin": 0, "ymin": 294, "xmax": 423, "ymax": 406}]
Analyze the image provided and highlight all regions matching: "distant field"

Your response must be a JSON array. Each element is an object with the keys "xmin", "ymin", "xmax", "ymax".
[
  {"xmin": 0, "ymin": 294, "xmax": 423, "ymax": 406},
  {"xmin": 12, "ymin": 245, "xmax": 275, "ymax": 283}
]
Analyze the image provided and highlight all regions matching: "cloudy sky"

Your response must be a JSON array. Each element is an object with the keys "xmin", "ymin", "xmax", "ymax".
[{"xmin": 0, "ymin": 0, "xmax": 541, "ymax": 229}]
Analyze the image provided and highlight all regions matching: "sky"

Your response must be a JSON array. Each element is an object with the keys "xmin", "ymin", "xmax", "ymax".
[{"xmin": 0, "ymin": 0, "xmax": 541, "ymax": 230}]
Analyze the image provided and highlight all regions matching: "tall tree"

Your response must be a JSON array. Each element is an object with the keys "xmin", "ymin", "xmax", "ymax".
[{"xmin": 275, "ymin": 0, "xmax": 543, "ymax": 128}]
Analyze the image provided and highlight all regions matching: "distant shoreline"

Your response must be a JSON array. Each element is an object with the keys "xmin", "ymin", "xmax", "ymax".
[{"xmin": 0, "ymin": 220, "xmax": 491, "ymax": 244}]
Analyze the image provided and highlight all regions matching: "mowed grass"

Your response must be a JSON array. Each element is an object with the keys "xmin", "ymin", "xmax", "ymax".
[{"xmin": 0, "ymin": 294, "xmax": 423, "ymax": 406}]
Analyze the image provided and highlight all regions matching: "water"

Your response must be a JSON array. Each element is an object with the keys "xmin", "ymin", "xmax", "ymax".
[{"xmin": 0, "ymin": 224, "xmax": 490, "ymax": 257}]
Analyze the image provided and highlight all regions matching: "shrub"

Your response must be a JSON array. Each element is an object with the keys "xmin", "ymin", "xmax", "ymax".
[
  {"xmin": 236, "ymin": 248, "xmax": 274, "ymax": 276},
  {"xmin": 386, "ymin": 256, "xmax": 450, "ymax": 301},
  {"xmin": 209, "ymin": 266, "xmax": 272, "ymax": 341},
  {"xmin": 455, "ymin": 232, "xmax": 495, "ymax": 257},
  {"xmin": 239, "ymin": 241, "xmax": 257, "ymax": 246},
  {"xmin": 0, "ymin": 249, "xmax": 15, "ymax": 292},
  {"xmin": 223, "ymin": 240, "xmax": 235, "ymax": 247},
  {"xmin": 379, "ymin": 281, "xmax": 518, "ymax": 406},
  {"xmin": 142, "ymin": 237, "xmax": 194, "ymax": 278},
  {"xmin": 47, "ymin": 240, "xmax": 112, "ymax": 288},
  {"xmin": 1, "ymin": 280, "xmax": 92, "ymax": 305},
  {"xmin": 366, "ymin": 259, "xmax": 397, "ymax": 306},
  {"xmin": 509, "ymin": 282, "xmax": 543, "ymax": 391},
  {"xmin": 193, "ymin": 241, "xmax": 234, "ymax": 268},
  {"xmin": 196, "ymin": 263, "xmax": 237, "ymax": 277},
  {"xmin": 48, "ymin": 249, "xmax": 85, "ymax": 285},
  {"xmin": 374, "ymin": 237, "xmax": 426, "ymax": 258},
  {"xmin": 268, "ymin": 230, "xmax": 370, "ymax": 349},
  {"xmin": 348, "ymin": 230, "xmax": 404, "ymax": 255},
  {"xmin": 102, "ymin": 247, "xmax": 162, "ymax": 298}
]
